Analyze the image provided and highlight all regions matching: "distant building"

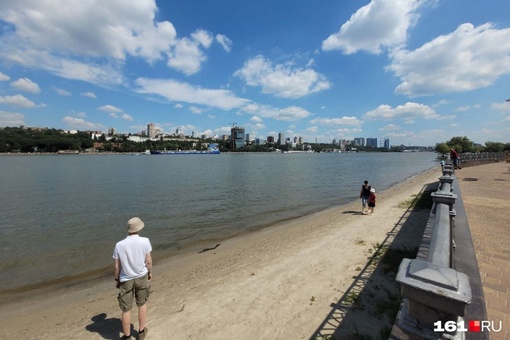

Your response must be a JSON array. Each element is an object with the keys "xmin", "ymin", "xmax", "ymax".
[
  {"xmin": 354, "ymin": 137, "xmax": 365, "ymax": 147},
  {"xmin": 267, "ymin": 136, "xmax": 275, "ymax": 144},
  {"xmin": 366, "ymin": 138, "xmax": 378, "ymax": 148},
  {"xmin": 108, "ymin": 128, "xmax": 117, "ymax": 136},
  {"xmin": 231, "ymin": 125, "xmax": 245, "ymax": 150},
  {"xmin": 278, "ymin": 132, "xmax": 285, "ymax": 146},
  {"xmin": 147, "ymin": 123, "xmax": 155, "ymax": 139}
]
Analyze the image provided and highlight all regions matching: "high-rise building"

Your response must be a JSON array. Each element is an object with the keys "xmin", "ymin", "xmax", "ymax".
[
  {"xmin": 231, "ymin": 125, "xmax": 245, "ymax": 150},
  {"xmin": 366, "ymin": 138, "xmax": 378, "ymax": 148},
  {"xmin": 354, "ymin": 137, "xmax": 365, "ymax": 147},
  {"xmin": 147, "ymin": 123, "xmax": 155, "ymax": 139},
  {"xmin": 278, "ymin": 132, "xmax": 285, "ymax": 146}
]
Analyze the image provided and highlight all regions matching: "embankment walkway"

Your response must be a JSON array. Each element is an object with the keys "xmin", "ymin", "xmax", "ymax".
[{"xmin": 457, "ymin": 161, "xmax": 510, "ymax": 340}]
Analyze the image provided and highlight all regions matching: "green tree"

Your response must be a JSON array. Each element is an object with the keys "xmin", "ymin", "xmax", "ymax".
[
  {"xmin": 435, "ymin": 142, "xmax": 450, "ymax": 155},
  {"xmin": 483, "ymin": 141, "xmax": 505, "ymax": 152},
  {"xmin": 447, "ymin": 136, "xmax": 473, "ymax": 153}
]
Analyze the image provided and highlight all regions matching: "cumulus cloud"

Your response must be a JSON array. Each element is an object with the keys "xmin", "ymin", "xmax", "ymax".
[
  {"xmin": 54, "ymin": 87, "xmax": 71, "ymax": 96},
  {"xmin": 309, "ymin": 116, "xmax": 362, "ymax": 126},
  {"xmin": 379, "ymin": 124, "xmax": 401, "ymax": 131},
  {"xmin": 216, "ymin": 34, "xmax": 233, "ymax": 52},
  {"xmin": 389, "ymin": 23, "xmax": 510, "ymax": 96},
  {"xmin": 250, "ymin": 116, "xmax": 263, "ymax": 123},
  {"xmin": 167, "ymin": 29, "xmax": 213, "ymax": 75},
  {"xmin": 234, "ymin": 55, "xmax": 331, "ymax": 99},
  {"xmin": 0, "ymin": 72, "xmax": 11, "ymax": 81},
  {"xmin": 10, "ymin": 78, "xmax": 41, "ymax": 93},
  {"xmin": 364, "ymin": 102, "xmax": 439, "ymax": 120},
  {"xmin": 322, "ymin": 0, "xmax": 424, "ymax": 54},
  {"xmin": 0, "ymin": 0, "xmax": 176, "ymax": 60},
  {"xmin": 491, "ymin": 101, "xmax": 510, "ymax": 112},
  {"xmin": 62, "ymin": 116, "xmax": 104, "ymax": 130},
  {"xmin": 0, "ymin": 111, "xmax": 24, "ymax": 126},
  {"xmin": 135, "ymin": 78, "xmax": 250, "ymax": 110},
  {"xmin": 239, "ymin": 103, "xmax": 310, "ymax": 122},
  {"xmin": 0, "ymin": 0, "xmax": 177, "ymax": 84},
  {"xmin": 121, "ymin": 113, "xmax": 133, "ymax": 121},
  {"xmin": 275, "ymin": 106, "xmax": 311, "ymax": 121},
  {"xmin": 0, "ymin": 94, "xmax": 40, "ymax": 108},
  {"xmin": 98, "ymin": 105, "xmax": 123, "ymax": 113},
  {"xmin": 81, "ymin": 92, "xmax": 97, "ymax": 98}
]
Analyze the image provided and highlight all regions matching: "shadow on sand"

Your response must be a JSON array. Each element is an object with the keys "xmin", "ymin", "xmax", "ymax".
[
  {"xmin": 85, "ymin": 312, "xmax": 123, "ymax": 340},
  {"xmin": 310, "ymin": 182, "xmax": 438, "ymax": 340}
]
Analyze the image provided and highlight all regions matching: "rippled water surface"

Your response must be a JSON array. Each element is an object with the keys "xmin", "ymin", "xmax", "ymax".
[{"xmin": 0, "ymin": 152, "xmax": 437, "ymax": 291}]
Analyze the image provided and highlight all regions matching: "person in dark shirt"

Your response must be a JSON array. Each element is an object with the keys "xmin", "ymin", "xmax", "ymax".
[{"xmin": 359, "ymin": 180, "xmax": 371, "ymax": 215}]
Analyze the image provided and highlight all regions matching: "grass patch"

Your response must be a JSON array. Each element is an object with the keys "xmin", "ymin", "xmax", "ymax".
[{"xmin": 355, "ymin": 238, "xmax": 366, "ymax": 246}]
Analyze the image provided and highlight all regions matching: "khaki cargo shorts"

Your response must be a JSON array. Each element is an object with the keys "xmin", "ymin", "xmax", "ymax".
[{"xmin": 117, "ymin": 274, "xmax": 150, "ymax": 312}]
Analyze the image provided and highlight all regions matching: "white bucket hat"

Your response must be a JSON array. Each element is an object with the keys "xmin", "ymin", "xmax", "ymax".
[
  {"xmin": 370, "ymin": 188, "xmax": 375, "ymax": 193},
  {"xmin": 127, "ymin": 217, "xmax": 145, "ymax": 233}
]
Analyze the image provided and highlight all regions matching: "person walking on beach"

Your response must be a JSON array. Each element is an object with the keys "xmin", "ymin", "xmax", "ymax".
[
  {"xmin": 367, "ymin": 188, "xmax": 376, "ymax": 215},
  {"xmin": 359, "ymin": 180, "xmax": 372, "ymax": 214},
  {"xmin": 113, "ymin": 217, "xmax": 153, "ymax": 340},
  {"xmin": 450, "ymin": 148, "xmax": 461, "ymax": 169}
]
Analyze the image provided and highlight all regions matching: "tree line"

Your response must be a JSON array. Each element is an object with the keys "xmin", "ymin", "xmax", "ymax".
[{"xmin": 434, "ymin": 136, "xmax": 510, "ymax": 155}]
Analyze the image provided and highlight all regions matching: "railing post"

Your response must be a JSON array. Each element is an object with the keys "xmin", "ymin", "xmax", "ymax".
[{"xmin": 393, "ymin": 170, "xmax": 472, "ymax": 339}]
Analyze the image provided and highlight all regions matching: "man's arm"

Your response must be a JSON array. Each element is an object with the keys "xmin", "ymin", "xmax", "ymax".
[
  {"xmin": 114, "ymin": 258, "xmax": 121, "ymax": 287},
  {"xmin": 146, "ymin": 252, "xmax": 153, "ymax": 281}
]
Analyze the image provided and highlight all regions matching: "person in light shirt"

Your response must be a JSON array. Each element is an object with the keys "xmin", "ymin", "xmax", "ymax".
[{"xmin": 113, "ymin": 217, "xmax": 153, "ymax": 340}]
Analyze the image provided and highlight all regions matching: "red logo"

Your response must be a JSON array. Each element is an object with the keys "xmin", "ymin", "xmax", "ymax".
[{"xmin": 469, "ymin": 320, "xmax": 481, "ymax": 332}]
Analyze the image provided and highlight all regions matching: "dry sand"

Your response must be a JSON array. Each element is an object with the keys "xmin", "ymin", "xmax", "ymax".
[{"xmin": 0, "ymin": 167, "xmax": 442, "ymax": 340}]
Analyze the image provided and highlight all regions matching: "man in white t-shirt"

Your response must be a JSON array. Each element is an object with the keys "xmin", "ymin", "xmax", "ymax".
[{"xmin": 113, "ymin": 217, "xmax": 153, "ymax": 340}]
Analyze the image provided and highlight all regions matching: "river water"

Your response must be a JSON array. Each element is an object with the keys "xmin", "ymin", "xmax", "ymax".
[{"xmin": 0, "ymin": 151, "xmax": 437, "ymax": 292}]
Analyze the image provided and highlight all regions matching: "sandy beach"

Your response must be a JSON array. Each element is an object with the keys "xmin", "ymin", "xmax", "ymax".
[{"xmin": 1, "ymin": 167, "xmax": 442, "ymax": 340}]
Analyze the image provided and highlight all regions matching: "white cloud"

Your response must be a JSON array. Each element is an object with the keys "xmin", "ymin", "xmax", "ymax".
[
  {"xmin": 135, "ymin": 78, "xmax": 250, "ymax": 110},
  {"xmin": 0, "ymin": 0, "xmax": 176, "ymax": 61},
  {"xmin": 62, "ymin": 116, "xmax": 103, "ymax": 130},
  {"xmin": 81, "ymin": 92, "xmax": 97, "ymax": 98},
  {"xmin": 364, "ymin": 102, "xmax": 439, "ymax": 120},
  {"xmin": 275, "ymin": 106, "xmax": 311, "ymax": 121},
  {"xmin": 167, "ymin": 29, "xmax": 213, "ymax": 75},
  {"xmin": 454, "ymin": 105, "xmax": 480, "ymax": 112},
  {"xmin": 0, "ymin": 111, "xmax": 24, "ymax": 126},
  {"xmin": 0, "ymin": 72, "xmax": 11, "ymax": 81},
  {"xmin": 0, "ymin": 94, "xmax": 38, "ymax": 108},
  {"xmin": 379, "ymin": 124, "xmax": 401, "ymax": 131},
  {"xmin": 389, "ymin": 23, "xmax": 510, "ymax": 96},
  {"xmin": 10, "ymin": 78, "xmax": 41, "ymax": 93},
  {"xmin": 250, "ymin": 116, "xmax": 263, "ymax": 123},
  {"xmin": 216, "ymin": 34, "xmax": 233, "ymax": 52},
  {"xmin": 189, "ymin": 106, "xmax": 202, "ymax": 114},
  {"xmin": 54, "ymin": 87, "xmax": 71, "ymax": 96},
  {"xmin": 309, "ymin": 116, "xmax": 362, "ymax": 126},
  {"xmin": 491, "ymin": 101, "xmax": 510, "ymax": 112},
  {"xmin": 322, "ymin": 0, "xmax": 424, "ymax": 54},
  {"xmin": 98, "ymin": 105, "xmax": 123, "ymax": 113},
  {"xmin": 239, "ymin": 103, "xmax": 310, "ymax": 122},
  {"xmin": 0, "ymin": 0, "xmax": 176, "ymax": 84},
  {"xmin": 121, "ymin": 113, "xmax": 133, "ymax": 121},
  {"xmin": 234, "ymin": 55, "xmax": 331, "ymax": 99}
]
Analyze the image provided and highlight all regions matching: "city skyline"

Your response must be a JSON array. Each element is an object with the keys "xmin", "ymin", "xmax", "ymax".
[{"xmin": 1, "ymin": 1, "xmax": 509, "ymax": 146}]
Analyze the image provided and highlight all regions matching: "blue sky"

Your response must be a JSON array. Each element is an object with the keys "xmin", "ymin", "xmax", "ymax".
[{"xmin": 0, "ymin": 0, "xmax": 509, "ymax": 146}]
